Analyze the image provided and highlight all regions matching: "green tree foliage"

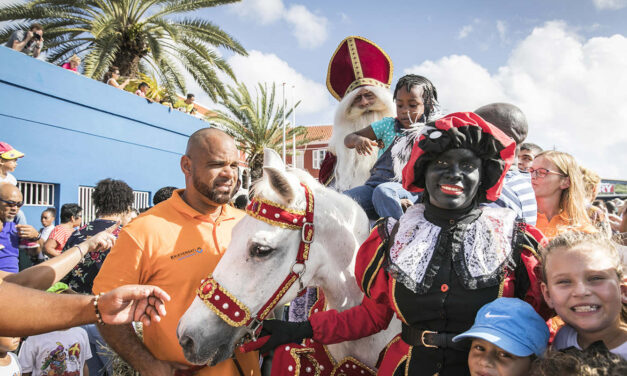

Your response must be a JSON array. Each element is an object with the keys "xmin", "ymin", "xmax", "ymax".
[
  {"xmin": 208, "ymin": 82, "xmax": 318, "ymax": 180},
  {"xmin": 0, "ymin": 0, "xmax": 246, "ymax": 101}
]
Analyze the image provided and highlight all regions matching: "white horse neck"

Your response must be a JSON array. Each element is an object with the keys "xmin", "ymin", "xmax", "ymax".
[{"xmin": 307, "ymin": 187, "xmax": 368, "ymax": 313}]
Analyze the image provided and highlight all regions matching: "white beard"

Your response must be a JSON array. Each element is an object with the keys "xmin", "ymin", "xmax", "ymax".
[{"xmin": 328, "ymin": 86, "xmax": 395, "ymax": 191}]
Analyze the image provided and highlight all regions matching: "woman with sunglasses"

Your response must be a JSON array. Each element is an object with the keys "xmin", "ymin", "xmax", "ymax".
[
  {"xmin": 102, "ymin": 66, "xmax": 130, "ymax": 90},
  {"xmin": 529, "ymin": 150, "xmax": 595, "ymax": 238}
]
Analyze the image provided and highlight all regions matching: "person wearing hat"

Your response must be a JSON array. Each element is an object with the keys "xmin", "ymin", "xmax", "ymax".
[
  {"xmin": 62, "ymin": 54, "xmax": 81, "ymax": 73},
  {"xmin": 453, "ymin": 297, "xmax": 550, "ymax": 376},
  {"xmin": 319, "ymin": 36, "xmax": 396, "ymax": 192},
  {"xmin": 245, "ymin": 112, "xmax": 550, "ymax": 375},
  {"xmin": 0, "ymin": 142, "xmax": 24, "ymax": 186}
]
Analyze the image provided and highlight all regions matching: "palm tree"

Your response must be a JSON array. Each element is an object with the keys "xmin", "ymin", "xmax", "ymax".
[
  {"xmin": 208, "ymin": 82, "xmax": 317, "ymax": 180},
  {"xmin": 0, "ymin": 0, "xmax": 246, "ymax": 101},
  {"xmin": 125, "ymin": 72, "xmax": 168, "ymax": 101}
]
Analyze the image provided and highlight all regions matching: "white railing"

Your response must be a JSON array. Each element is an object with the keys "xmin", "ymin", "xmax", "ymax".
[
  {"xmin": 79, "ymin": 186, "xmax": 151, "ymax": 225},
  {"xmin": 78, "ymin": 186, "xmax": 96, "ymax": 225},
  {"xmin": 133, "ymin": 191, "xmax": 150, "ymax": 210},
  {"xmin": 17, "ymin": 181, "xmax": 55, "ymax": 206}
]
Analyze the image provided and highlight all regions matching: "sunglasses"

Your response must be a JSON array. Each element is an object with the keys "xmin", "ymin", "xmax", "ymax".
[
  {"xmin": 528, "ymin": 167, "xmax": 566, "ymax": 179},
  {"xmin": 0, "ymin": 198, "xmax": 24, "ymax": 208}
]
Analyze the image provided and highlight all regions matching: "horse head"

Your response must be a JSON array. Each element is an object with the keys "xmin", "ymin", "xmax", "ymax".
[{"xmin": 177, "ymin": 148, "xmax": 369, "ymax": 366}]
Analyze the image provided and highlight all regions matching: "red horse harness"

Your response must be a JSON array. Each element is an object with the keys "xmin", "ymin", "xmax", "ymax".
[{"xmin": 196, "ymin": 183, "xmax": 315, "ymax": 339}]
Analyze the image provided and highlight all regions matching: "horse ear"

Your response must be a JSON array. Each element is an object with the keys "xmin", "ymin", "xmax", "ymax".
[
  {"xmin": 263, "ymin": 167, "xmax": 295, "ymax": 204},
  {"xmin": 263, "ymin": 148, "xmax": 285, "ymax": 171}
]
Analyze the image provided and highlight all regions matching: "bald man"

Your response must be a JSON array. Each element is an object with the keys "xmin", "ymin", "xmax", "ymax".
[
  {"xmin": 475, "ymin": 103, "xmax": 537, "ymax": 225},
  {"xmin": 0, "ymin": 183, "xmax": 40, "ymax": 272},
  {"xmin": 94, "ymin": 129, "xmax": 260, "ymax": 376}
]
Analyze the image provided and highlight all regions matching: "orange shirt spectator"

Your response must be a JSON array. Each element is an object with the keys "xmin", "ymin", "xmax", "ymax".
[
  {"xmin": 536, "ymin": 211, "xmax": 596, "ymax": 239},
  {"xmin": 93, "ymin": 190, "xmax": 259, "ymax": 376}
]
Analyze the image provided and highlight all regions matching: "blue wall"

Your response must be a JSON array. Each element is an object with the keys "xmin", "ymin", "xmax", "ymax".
[{"xmin": 0, "ymin": 47, "xmax": 207, "ymax": 225}]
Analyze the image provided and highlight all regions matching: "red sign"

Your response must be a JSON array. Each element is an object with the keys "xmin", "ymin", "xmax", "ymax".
[{"xmin": 599, "ymin": 183, "xmax": 614, "ymax": 193}]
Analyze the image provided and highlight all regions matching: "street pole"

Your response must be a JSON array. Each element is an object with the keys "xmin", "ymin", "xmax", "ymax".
[
  {"xmin": 292, "ymin": 84, "xmax": 296, "ymax": 168},
  {"xmin": 282, "ymin": 82, "xmax": 286, "ymax": 164}
]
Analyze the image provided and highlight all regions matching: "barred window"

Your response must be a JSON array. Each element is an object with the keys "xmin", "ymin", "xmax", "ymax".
[
  {"xmin": 78, "ymin": 186, "xmax": 151, "ymax": 225},
  {"xmin": 78, "ymin": 186, "xmax": 96, "ymax": 225},
  {"xmin": 17, "ymin": 181, "xmax": 55, "ymax": 206},
  {"xmin": 133, "ymin": 191, "xmax": 150, "ymax": 210}
]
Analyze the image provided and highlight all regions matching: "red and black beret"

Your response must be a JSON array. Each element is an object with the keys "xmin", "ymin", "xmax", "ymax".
[{"xmin": 402, "ymin": 112, "xmax": 516, "ymax": 203}]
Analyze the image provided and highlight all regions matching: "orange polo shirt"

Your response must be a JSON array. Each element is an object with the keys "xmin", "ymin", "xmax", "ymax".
[
  {"xmin": 93, "ymin": 190, "xmax": 259, "ymax": 376},
  {"xmin": 536, "ymin": 211, "xmax": 596, "ymax": 239}
]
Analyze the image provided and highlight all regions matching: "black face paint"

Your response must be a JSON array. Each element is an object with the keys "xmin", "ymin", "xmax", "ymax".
[{"xmin": 425, "ymin": 148, "xmax": 482, "ymax": 210}]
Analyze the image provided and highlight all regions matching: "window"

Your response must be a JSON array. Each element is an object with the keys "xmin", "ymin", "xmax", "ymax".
[
  {"xmin": 295, "ymin": 151, "xmax": 305, "ymax": 169},
  {"xmin": 17, "ymin": 181, "xmax": 55, "ymax": 206},
  {"xmin": 312, "ymin": 149, "xmax": 326, "ymax": 170},
  {"xmin": 133, "ymin": 191, "xmax": 150, "ymax": 210},
  {"xmin": 78, "ymin": 186, "xmax": 151, "ymax": 225},
  {"xmin": 78, "ymin": 186, "xmax": 96, "ymax": 225}
]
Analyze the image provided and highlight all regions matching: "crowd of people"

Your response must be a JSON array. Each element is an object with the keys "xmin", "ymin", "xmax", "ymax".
[
  {"xmin": 1, "ymin": 33, "xmax": 626, "ymax": 376},
  {"xmin": 3, "ymin": 24, "xmax": 199, "ymax": 116}
]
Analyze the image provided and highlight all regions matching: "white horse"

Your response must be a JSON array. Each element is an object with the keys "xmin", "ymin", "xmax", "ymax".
[{"xmin": 177, "ymin": 149, "xmax": 400, "ymax": 369}]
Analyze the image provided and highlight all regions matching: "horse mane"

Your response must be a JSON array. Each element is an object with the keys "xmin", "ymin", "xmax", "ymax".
[{"xmin": 250, "ymin": 167, "xmax": 323, "ymax": 210}]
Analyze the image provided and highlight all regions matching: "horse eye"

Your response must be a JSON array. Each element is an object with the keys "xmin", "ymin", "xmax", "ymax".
[{"xmin": 250, "ymin": 244, "xmax": 274, "ymax": 257}]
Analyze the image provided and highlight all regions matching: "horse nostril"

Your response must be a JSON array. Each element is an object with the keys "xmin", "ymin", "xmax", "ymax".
[{"xmin": 179, "ymin": 334, "xmax": 194, "ymax": 350}]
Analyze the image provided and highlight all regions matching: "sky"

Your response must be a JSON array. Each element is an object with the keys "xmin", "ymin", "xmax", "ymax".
[
  {"xmin": 2, "ymin": 0, "xmax": 626, "ymax": 178},
  {"xmin": 187, "ymin": 0, "xmax": 627, "ymax": 179}
]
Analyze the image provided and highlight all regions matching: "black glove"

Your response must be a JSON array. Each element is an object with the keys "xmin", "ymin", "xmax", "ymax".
[{"xmin": 257, "ymin": 320, "xmax": 313, "ymax": 354}]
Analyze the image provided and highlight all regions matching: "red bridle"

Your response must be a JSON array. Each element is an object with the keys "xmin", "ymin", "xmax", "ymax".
[{"xmin": 197, "ymin": 183, "xmax": 315, "ymax": 339}]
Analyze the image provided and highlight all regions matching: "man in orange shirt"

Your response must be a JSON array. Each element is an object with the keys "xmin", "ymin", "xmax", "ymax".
[{"xmin": 93, "ymin": 128, "xmax": 260, "ymax": 376}]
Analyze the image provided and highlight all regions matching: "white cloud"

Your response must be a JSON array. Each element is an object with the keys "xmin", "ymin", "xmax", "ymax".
[
  {"xmin": 230, "ymin": 0, "xmax": 329, "ymax": 48},
  {"xmin": 457, "ymin": 25, "xmax": 473, "ymax": 39},
  {"xmin": 229, "ymin": 0, "xmax": 284, "ymax": 24},
  {"xmin": 496, "ymin": 20, "xmax": 507, "ymax": 43},
  {"xmin": 405, "ymin": 21, "xmax": 627, "ymax": 178},
  {"xmin": 226, "ymin": 50, "xmax": 332, "ymax": 116},
  {"xmin": 284, "ymin": 5, "xmax": 328, "ymax": 48},
  {"xmin": 592, "ymin": 0, "xmax": 627, "ymax": 10}
]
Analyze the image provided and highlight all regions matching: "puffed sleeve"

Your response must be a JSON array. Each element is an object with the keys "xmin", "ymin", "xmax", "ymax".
[
  {"xmin": 502, "ymin": 222, "xmax": 552, "ymax": 320},
  {"xmin": 309, "ymin": 220, "xmax": 395, "ymax": 344}
]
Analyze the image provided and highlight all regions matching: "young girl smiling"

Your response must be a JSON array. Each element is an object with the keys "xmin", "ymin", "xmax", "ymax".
[{"xmin": 541, "ymin": 231, "xmax": 627, "ymax": 359}]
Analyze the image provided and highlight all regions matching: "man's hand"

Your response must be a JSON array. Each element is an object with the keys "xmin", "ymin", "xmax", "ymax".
[
  {"xmin": 16, "ymin": 224, "xmax": 39, "ymax": 239},
  {"xmin": 98, "ymin": 285, "xmax": 170, "ymax": 326},
  {"xmin": 25, "ymin": 30, "xmax": 34, "ymax": 40},
  {"xmin": 240, "ymin": 320, "xmax": 313, "ymax": 354}
]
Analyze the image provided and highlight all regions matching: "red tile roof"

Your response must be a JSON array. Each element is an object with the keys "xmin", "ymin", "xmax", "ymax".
[{"xmin": 298, "ymin": 125, "xmax": 332, "ymax": 143}]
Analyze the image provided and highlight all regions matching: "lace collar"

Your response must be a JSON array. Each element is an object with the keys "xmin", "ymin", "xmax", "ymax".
[{"xmin": 386, "ymin": 204, "xmax": 517, "ymax": 293}]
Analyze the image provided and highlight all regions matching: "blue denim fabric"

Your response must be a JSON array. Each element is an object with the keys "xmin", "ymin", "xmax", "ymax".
[
  {"xmin": 344, "ymin": 183, "xmax": 378, "ymax": 220},
  {"xmin": 372, "ymin": 182, "xmax": 421, "ymax": 220},
  {"xmin": 82, "ymin": 324, "xmax": 115, "ymax": 376}
]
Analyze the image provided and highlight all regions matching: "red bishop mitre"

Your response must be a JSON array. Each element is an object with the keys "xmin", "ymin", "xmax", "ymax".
[{"xmin": 326, "ymin": 36, "xmax": 393, "ymax": 101}]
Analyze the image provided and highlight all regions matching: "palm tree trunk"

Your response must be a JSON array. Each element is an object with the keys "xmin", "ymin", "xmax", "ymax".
[{"xmin": 249, "ymin": 153, "xmax": 265, "ymax": 182}]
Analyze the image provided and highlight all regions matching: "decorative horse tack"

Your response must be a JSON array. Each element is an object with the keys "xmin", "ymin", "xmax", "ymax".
[{"xmin": 197, "ymin": 183, "xmax": 315, "ymax": 339}]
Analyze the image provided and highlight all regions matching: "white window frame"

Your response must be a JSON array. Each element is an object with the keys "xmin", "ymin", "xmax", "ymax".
[
  {"xmin": 133, "ymin": 191, "xmax": 150, "ymax": 210},
  {"xmin": 295, "ymin": 151, "xmax": 305, "ymax": 169},
  {"xmin": 79, "ymin": 186, "xmax": 151, "ymax": 225},
  {"xmin": 17, "ymin": 181, "xmax": 55, "ymax": 206},
  {"xmin": 312, "ymin": 149, "xmax": 326, "ymax": 170}
]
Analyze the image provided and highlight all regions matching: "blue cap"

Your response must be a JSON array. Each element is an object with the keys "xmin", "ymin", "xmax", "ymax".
[{"xmin": 453, "ymin": 297, "xmax": 549, "ymax": 357}]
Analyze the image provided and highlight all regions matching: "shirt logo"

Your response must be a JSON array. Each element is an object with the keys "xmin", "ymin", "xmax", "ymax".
[
  {"xmin": 485, "ymin": 312, "xmax": 510, "ymax": 319},
  {"xmin": 170, "ymin": 247, "xmax": 204, "ymax": 261}
]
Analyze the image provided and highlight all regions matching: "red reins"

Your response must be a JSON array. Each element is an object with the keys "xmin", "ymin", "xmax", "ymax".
[{"xmin": 197, "ymin": 183, "xmax": 315, "ymax": 338}]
